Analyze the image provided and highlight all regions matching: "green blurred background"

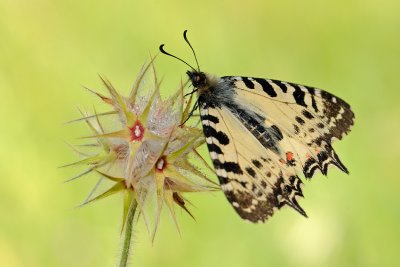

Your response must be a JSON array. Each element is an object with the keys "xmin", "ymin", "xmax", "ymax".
[{"xmin": 1, "ymin": 0, "xmax": 399, "ymax": 266}]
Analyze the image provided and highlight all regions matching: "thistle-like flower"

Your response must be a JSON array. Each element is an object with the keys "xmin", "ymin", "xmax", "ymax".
[{"xmin": 65, "ymin": 57, "xmax": 217, "ymax": 245}]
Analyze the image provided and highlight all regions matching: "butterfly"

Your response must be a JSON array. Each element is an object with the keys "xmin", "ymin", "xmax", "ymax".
[{"xmin": 160, "ymin": 30, "xmax": 354, "ymax": 223}]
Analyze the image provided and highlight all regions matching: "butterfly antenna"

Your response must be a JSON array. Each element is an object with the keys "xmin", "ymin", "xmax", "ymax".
[
  {"xmin": 183, "ymin": 30, "xmax": 200, "ymax": 72},
  {"xmin": 159, "ymin": 44, "xmax": 197, "ymax": 71}
]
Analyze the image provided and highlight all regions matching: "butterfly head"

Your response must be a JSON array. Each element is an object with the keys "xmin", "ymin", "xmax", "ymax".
[
  {"xmin": 187, "ymin": 71, "xmax": 207, "ymax": 88},
  {"xmin": 160, "ymin": 30, "xmax": 209, "ymax": 88}
]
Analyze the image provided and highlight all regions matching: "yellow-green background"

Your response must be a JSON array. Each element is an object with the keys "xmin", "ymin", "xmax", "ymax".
[{"xmin": 1, "ymin": 1, "xmax": 399, "ymax": 266}]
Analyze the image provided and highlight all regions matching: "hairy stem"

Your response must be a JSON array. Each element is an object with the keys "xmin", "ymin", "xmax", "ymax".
[{"xmin": 119, "ymin": 198, "xmax": 138, "ymax": 267}]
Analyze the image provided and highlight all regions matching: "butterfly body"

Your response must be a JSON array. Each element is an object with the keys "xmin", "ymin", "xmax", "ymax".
[{"xmin": 187, "ymin": 70, "xmax": 354, "ymax": 223}]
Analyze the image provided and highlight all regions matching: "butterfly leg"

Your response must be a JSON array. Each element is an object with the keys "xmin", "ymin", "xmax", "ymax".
[
  {"xmin": 184, "ymin": 88, "xmax": 198, "ymax": 97},
  {"xmin": 180, "ymin": 100, "xmax": 199, "ymax": 126}
]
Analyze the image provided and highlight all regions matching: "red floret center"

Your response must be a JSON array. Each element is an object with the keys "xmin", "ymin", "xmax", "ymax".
[
  {"xmin": 129, "ymin": 120, "xmax": 145, "ymax": 141},
  {"xmin": 155, "ymin": 156, "xmax": 167, "ymax": 173}
]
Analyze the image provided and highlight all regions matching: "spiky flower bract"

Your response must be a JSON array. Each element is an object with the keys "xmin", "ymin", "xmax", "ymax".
[{"xmin": 65, "ymin": 57, "xmax": 217, "ymax": 249}]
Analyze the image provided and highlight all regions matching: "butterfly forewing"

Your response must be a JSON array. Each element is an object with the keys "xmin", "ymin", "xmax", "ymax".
[{"xmin": 229, "ymin": 76, "xmax": 353, "ymax": 177}]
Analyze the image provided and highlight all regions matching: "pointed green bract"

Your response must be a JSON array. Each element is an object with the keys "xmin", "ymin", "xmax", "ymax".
[
  {"xmin": 121, "ymin": 190, "xmax": 134, "ymax": 235},
  {"xmin": 81, "ymin": 182, "xmax": 125, "ymax": 206}
]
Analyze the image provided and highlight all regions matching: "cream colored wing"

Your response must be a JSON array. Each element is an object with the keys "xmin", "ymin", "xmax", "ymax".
[
  {"xmin": 230, "ymin": 76, "xmax": 354, "ymax": 178},
  {"xmin": 198, "ymin": 75, "xmax": 354, "ymax": 222},
  {"xmin": 200, "ymin": 104, "xmax": 305, "ymax": 223}
]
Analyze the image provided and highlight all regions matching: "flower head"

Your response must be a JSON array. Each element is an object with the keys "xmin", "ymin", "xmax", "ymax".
[{"xmin": 65, "ymin": 58, "xmax": 217, "ymax": 239}]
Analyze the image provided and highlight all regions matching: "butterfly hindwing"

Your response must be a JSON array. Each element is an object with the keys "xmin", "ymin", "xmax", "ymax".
[
  {"xmin": 198, "ymin": 75, "xmax": 354, "ymax": 222},
  {"xmin": 200, "ymin": 102, "xmax": 306, "ymax": 222}
]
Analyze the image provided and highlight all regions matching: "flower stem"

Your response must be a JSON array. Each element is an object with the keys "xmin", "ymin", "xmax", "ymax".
[{"xmin": 119, "ymin": 198, "xmax": 138, "ymax": 267}]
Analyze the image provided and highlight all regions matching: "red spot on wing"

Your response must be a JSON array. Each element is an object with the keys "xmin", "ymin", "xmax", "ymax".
[{"xmin": 286, "ymin": 152, "xmax": 294, "ymax": 161}]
